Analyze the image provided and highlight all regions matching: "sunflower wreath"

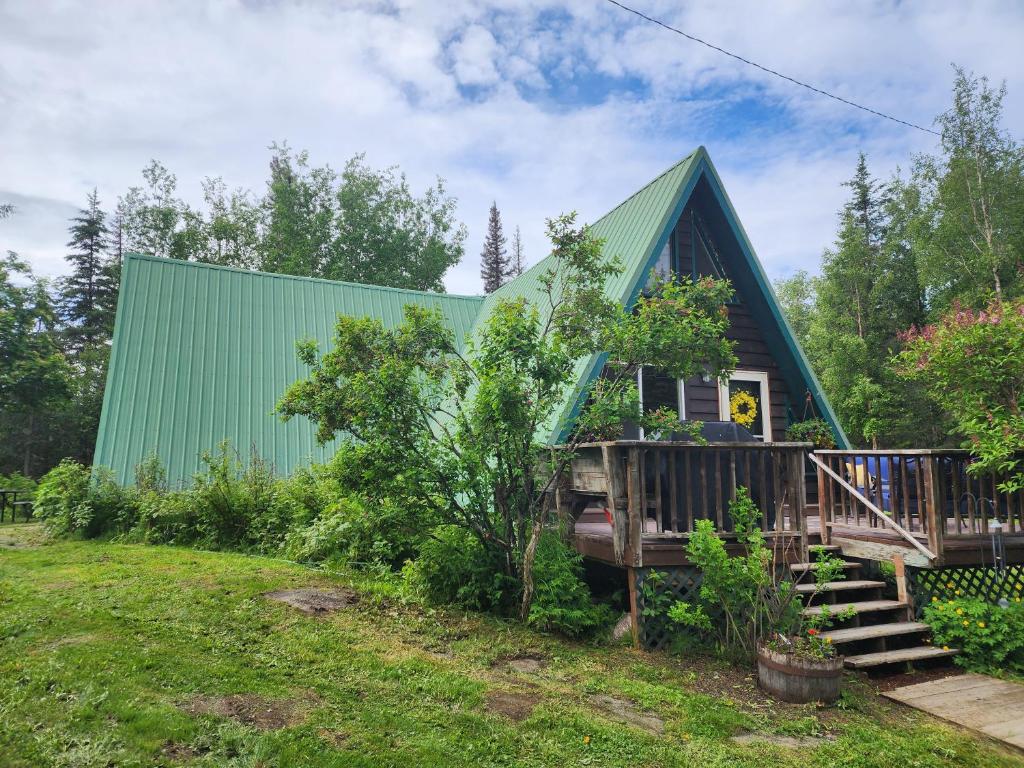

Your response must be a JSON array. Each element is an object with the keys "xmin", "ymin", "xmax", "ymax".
[{"xmin": 729, "ymin": 389, "xmax": 758, "ymax": 429}]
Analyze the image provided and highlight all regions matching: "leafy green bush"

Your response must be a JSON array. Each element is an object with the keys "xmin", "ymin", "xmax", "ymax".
[
  {"xmin": 897, "ymin": 300, "xmax": 1024, "ymax": 492},
  {"xmin": 404, "ymin": 526, "xmax": 611, "ymax": 637},
  {"xmin": 403, "ymin": 525, "xmax": 514, "ymax": 613},
  {"xmin": 924, "ymin": 594, "xmax": 1024, "ymax": 673},
  {"xmin": 183, "ymin": 445, "xmax": 298, "ymax": 552},
  {"xmin": 666, "ymin": 488, "xmax": 849, "ymax": 661},
  {"xmin": 34, "ymin": 460, "xmax": 135, "ymax": 538},
  {"xmin": 527, "ymin": 533, "xmax": 615, "ymax": 637}
]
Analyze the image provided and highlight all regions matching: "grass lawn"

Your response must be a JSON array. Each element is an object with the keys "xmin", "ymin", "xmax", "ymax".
[{"xmin": 1, "ymin": 523, "xmax": 1022, "ymax": 767}]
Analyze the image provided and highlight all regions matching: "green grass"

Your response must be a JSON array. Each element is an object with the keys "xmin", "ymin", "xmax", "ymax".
[{"xmin": 0, "ymin": 524, "xmax": 1021, "ymax": 767}]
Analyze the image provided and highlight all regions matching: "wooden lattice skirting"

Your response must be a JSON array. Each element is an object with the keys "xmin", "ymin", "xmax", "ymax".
[
  {"xmin": 632, "ymin": 566, "xmax": 719, "ymax": 651},
  {"xmin": 906, "ymin": 564, "xmax": 1024, "ymax": 618}
]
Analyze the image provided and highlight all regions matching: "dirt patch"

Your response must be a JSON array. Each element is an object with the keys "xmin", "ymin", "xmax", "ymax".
[
  {"xmin": 183, "ymin": 693, "xmax": 314, "ymax": 730},
  {"xmin": 485, "ymin": 690, "xmax": 541, "ymax": 722},
  {"xmin": 588, "ymin": 694, "xmax": 664, "ymax": 734},
  {"xmin": 870, "ymin": 665, "xmax": 964, "ymax": 692},
  {"xmin": 319, "ymin": 728, "xmax": 350, "ymax": 747},
  {"xmin": 505, "ymin": 655, "xmax": 547, "ymax": 674},
  {"xmin": 264, "ymin": 587, "xmax": 355, "ymax": 616},
  {"xmin": 44, "ymin": 633, "xmax": 99, "ymax": 651},
  {"xmin": 161, "ymin": 741, "xmax": 207, "ymax": 761},
  {"xmin": 731, "ymin": 731, "xmax": 826, "ymax": 748}
]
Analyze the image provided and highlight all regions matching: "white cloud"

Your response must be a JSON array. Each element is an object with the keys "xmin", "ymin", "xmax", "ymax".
[
  {"xmin": 0, "ymin": 0, "xmax": 1021, "ymax": 296},
  {"xmin": 451, "ymin": 25, "xmax": 501, "ymax": 86}
]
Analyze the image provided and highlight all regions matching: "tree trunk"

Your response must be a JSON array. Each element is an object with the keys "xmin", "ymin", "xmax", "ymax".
[
  {"xmin": 518, "ymin": 517, "xmax": 544, "ymax": 622},
  {"xmin": 22, "ymin": 413, "xmax": 33, "ymax": 477}
]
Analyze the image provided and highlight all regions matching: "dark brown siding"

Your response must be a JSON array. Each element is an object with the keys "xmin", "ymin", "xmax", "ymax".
[{"xmin": 674, "ymin": 205, "xmax": 790, "ymax": 440}]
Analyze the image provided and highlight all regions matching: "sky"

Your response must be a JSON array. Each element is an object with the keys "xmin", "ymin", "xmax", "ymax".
[{"xmin": 2, "ymin": 0, "xmax": 1023, "ymax": 296}]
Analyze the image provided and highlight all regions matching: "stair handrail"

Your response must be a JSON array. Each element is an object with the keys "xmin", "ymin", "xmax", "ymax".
[{"xmin": 808, "ymin": 452, "xmax": 937, "ymax": 563}]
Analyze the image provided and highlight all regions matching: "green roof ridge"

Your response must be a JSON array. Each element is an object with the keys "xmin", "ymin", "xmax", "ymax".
[{"xmin": 122, "ymin": 253, "xmax": 484, "ymax": 303}]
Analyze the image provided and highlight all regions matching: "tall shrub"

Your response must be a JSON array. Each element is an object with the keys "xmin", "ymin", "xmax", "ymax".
[
  {"xmin": 897, "ymin": 300, "xmax": 1024, "ymax": 491},
  {"xmin": 278, "ymin": 212, "xmax": 737, "ymax": 622}
]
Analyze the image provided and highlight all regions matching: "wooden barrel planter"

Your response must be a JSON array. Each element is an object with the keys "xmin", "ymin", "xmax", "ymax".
[{"xmin": 757, "ymin": 646, "xmax": 843, "ymax": 704}]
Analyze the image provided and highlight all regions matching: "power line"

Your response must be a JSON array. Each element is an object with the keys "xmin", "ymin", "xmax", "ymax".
[{"xmin": 603, "ymin": 0, "xmax": 940, "ymax": 136}]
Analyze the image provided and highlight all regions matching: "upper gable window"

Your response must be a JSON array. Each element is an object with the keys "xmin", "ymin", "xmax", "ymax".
[{"xmin": 646, "ymin": 241, "xmax": 673, "ymax": 289}]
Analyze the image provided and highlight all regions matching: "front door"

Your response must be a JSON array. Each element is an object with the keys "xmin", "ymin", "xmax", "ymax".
[{"xmin": 718, "ymin": 370, "xmax": 772, "ymax": 441}]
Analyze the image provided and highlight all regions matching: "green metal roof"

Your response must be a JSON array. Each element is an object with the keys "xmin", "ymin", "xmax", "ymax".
[
  {"xmin": 96, "ymin": 146, "xmax": 847, "ymax": 485},
  {"xmin": 473, "ymin": 145, "xmax": 848, "ymax": 447},
  {"xmin": 95, "ymin": 255, "xmax": 483, "ymax": 485},
  {"xmin": 470, "ymin": 149, "xmax": 704, "ymax": 444}
]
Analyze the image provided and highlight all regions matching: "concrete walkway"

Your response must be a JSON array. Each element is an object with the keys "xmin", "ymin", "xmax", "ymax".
[{"xmin": 883, "ymin": 673, "xmax": 1024, "ymax": 751}]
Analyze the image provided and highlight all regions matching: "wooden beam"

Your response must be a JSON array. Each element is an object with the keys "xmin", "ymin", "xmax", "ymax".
[{"xmin": 627, "ymin": 447, "xmax": 643, "ymax": 568}]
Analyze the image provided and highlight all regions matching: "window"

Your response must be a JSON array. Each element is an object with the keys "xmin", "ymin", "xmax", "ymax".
[
  {"xmin": 638, "ymin": 366, "xmax": 685, "ymax": 440},
  {"xmin": 718, "ymin": 370, "xmax": 772, "ymax": 441},
  {"xmin": 652, "ymin": 241, "xmax": 672, "ymax": 280}
]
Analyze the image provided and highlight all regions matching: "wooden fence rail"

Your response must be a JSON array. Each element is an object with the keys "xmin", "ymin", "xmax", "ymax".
[
  {"xmin": 813, "ymin": 449, "xmax": 1024, "ymax": 562},
  {"xmin": 565, "ymin": 441, "xmax": 811, "ymax": 566}
]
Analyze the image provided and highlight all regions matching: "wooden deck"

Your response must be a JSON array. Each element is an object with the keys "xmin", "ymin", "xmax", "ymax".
[
  {"xmin": 560, "ymin": 442, "xmax": 1024, "ymax": 570},
  {"xmin": 884, "ymin": 674, "xmax": 1024, "ymax": 752}
]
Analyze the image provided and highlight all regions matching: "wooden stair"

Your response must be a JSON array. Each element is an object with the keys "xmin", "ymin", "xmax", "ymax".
[{"xmin": 793, "ymin": 549, "xmax": 958, "ymax": 671}]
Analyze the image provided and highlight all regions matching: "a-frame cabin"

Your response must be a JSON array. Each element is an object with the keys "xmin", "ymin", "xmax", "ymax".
[{"xmin": 97, "ymin": 146, "xmax": 1024, "ymax": 666}]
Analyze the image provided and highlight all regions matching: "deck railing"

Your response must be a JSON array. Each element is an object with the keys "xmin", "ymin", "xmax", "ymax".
[
  {"xmin": 812, "ymin": 449, "xmax": 1024, "ymax": 562},
  {"xmin": 564, "ymin": 441, "xmax": 811, "ymax": 566}
]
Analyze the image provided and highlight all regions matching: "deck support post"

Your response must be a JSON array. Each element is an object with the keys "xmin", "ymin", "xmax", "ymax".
[
  {"xmin": 790, "ymin": 451, "xmax": 809, "ymax": 561},
  {"xmin": 816, "ymin": 455, "xmax": 831, "ymax": 546},
  {"xmin": 923, "ymin": 457, "xmax": 945, "ymax": 566},
  {"xmin": 627, "ymin": 566, "xmax": 641, "ymax": 650},
  {"xmin": 602, "ymin": 446, "xmax": 629, "ymax": 566},
  {"xmin": 626, "ymin": 447, "xmax": 643, "ymax": 568},
  {"xmin": 893, "ymin": 554, "xmax": 908, "ymax": 603}
]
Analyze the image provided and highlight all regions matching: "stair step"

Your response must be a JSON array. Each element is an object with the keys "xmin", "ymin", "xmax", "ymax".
[
  {"xmin": 844, "ymin": 646, "xmax": 959, "ymax": 669},
  {"xmin": 790, "ymin": 561, "xmax": 861, "ymax": 573},
  {"xmin": 802, "ymin": 599, "xmax": 906, "ymax": 617},
  {"xmin": 795, "ymin": 579, "xmax": 886, "ymax": 594},
  {"xmin": 823, "ymin": 621, "xmax": 930, "ymax": 644}
]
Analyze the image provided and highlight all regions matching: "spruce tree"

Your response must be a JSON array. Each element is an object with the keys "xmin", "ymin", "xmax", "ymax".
[
  {"xmin": 60, "ymin": 189, "xmax": 117, "ymax": 350},
  {"xmin": 509, "ymin": 225, "xmax": 524, "ymax": 278},
  {"xmin": 480, "ymin": 201, "xmax": 508, "ymax": 293}
]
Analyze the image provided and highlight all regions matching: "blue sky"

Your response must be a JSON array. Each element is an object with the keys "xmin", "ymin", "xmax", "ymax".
[{"xmin": 2, "ymin": 0, "xmax": 1022, "ymax": 295}]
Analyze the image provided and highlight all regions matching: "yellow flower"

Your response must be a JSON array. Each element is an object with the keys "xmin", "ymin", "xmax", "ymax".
[
  {"xmin": 937, "ymin": 605, "xmax": 944, "ymax": 610},
  {"xmin": 963, "ymin": 620, "xmax": 970, "ymax": 626},
  {"xmin": 955, "ymin": 590, "xmax": 962, "ymax": 596},
  {"xmin": 978, "ymin": 622, "xmax": 986, "ymax": 628},
  {"xmin": 1015, "ymin": 597, "xmax": 1021, "ymax": 603},
  {"xmin": 583, "ymin": 736, "xmax": 591, "ymax": 745},
  {"xmin": 825, "ymin": 637, "xmax": 832, "ymax": 644},
  {"xmin": 932, "ymin": 596, "xmax": 939, "ymax": 603},
  {"xmin": 956, "ymin": 609, "xmax": 963, "ymax": 615},
  {"xmin": 943, "ymin": 646, "xmax": 950, "ymax": 651},
  {"xmin": 947, "ymin": 582, "xmax": 955, "ymax": 589},
  {"xmin": 1017, "ymin": 584, "xmax": 1022, "ymax": 592}
]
